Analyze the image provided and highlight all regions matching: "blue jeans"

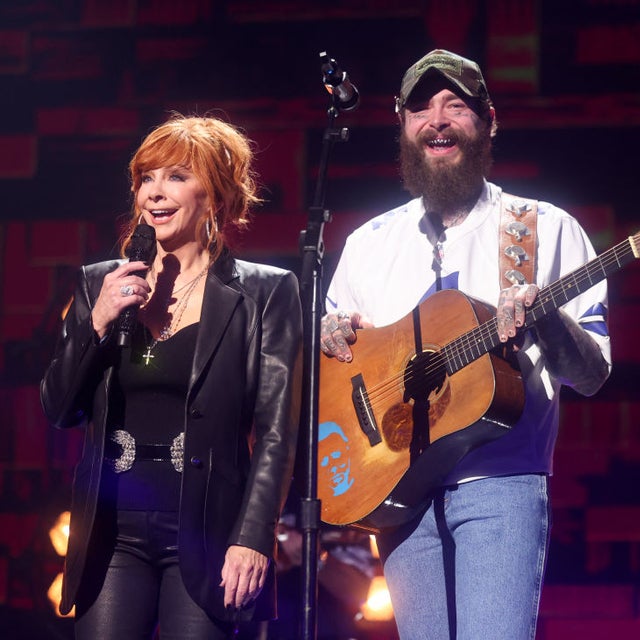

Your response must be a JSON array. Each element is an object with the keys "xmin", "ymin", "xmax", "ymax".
[{"xmin": 377, "ymin": 474, "xmax": 550, "ymax": 640}]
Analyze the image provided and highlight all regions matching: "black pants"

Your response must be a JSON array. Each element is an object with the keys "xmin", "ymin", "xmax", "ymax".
[{"xmin": 75, "ymin": 510, "xmax": 236, "ymax": 640}]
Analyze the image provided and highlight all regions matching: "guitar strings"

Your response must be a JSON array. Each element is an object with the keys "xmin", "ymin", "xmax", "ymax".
[
  {"xmin": 369, "ymin": 238, "xmax": 634, "ymax": 409},
  {"xmin": 361, "ymin": 237, "xmax": 637, "ymax": 415}
]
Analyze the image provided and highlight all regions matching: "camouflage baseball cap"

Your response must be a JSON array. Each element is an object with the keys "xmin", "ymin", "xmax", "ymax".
[{"xmin": 396, "ymin": 49, "xmax": 492, "ymax": 112}]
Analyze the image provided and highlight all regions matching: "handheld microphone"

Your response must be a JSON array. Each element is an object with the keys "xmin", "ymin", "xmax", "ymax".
[
  {"xmin": 319, "ymin": 51, "xmax": 360, "ymax": 111},
  {"xmin": 117, "ymin": 224, "xmax": 156, "ymax": 347}
]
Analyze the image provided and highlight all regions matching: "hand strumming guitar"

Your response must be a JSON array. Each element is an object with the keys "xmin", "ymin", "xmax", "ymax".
[{"xmin": 320, "ymin": 311, "xmax": 373, "ymax": 362}]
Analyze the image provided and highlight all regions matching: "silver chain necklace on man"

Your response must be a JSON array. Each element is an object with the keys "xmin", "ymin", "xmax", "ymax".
[{"xmin": 142, "ymin": 263, "xmax": 209, "ymax": 366}]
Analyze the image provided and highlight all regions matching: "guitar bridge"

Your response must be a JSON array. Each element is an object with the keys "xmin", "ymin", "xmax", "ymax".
[{"xmin": 351, "ymin": 373, "xmax": 382, "ymax": 447}]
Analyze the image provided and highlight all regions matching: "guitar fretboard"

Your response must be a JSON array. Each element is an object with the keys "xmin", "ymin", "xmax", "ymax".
[{"xmin": 443, "ymin": 233, "xmax": 640, "ymax": 375}]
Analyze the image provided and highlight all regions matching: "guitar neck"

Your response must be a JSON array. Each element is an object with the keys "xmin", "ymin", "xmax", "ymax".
[{"xmin": 444, "ymin": 233, "xmax": 640, "ymax": 375}]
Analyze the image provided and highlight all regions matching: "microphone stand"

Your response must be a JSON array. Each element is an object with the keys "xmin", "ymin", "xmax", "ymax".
[{"xmin": 297, "ymin": 94, "xmax": 351, "ymax": 640}]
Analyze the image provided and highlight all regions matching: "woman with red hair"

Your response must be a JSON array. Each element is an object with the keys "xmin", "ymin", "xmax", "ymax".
[{"xmin": 41, "ymin": 114, "xmax": 302, "ymax": 639}]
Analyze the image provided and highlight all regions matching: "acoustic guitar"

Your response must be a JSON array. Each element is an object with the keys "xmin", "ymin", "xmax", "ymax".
[{"xmin": 318, "ymin": 232, "xmax": 640, "ymax": 532}]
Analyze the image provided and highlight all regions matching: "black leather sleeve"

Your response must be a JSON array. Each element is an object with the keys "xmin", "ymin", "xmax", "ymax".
[{"xmin": 40, "ymin": 262, "xmax": 120, "ymax": 429}]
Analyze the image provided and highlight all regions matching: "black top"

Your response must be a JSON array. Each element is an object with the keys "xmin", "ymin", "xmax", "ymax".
[{"xmin": 103, "ymin": 322, "xmax": 198, "ymax": 511}]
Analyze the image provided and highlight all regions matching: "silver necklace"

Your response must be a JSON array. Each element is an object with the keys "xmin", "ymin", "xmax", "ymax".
[{"xmin": 142, "ymin": 264, "xmax": 208, "ymax": 365}]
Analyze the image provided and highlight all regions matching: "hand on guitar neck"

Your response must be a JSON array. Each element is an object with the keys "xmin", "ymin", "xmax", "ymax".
[
  {"xmin": 496, "ymin": 282, "xmax": 608, "ymax": 396},
  {"xmin": 320, "ymin": 311, "xmax": 373, "ymax": 362},
  {"xmin": 495, "ymin": 283, "xmax": 538, "ymax": 343}
]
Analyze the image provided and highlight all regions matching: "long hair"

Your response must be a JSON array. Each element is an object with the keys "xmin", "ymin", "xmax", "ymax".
[{"xmin": 121, "ymin": 114, "xmax": 261, "ymax": 261}]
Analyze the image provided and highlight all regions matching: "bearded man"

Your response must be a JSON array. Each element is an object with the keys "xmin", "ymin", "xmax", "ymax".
[{"xmin": 320, "ymin": 50, "xmax": 610, "ymax": 639}]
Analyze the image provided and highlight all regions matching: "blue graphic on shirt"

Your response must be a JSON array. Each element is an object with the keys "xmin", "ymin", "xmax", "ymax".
[
  {"xmin": 371, "ymin": 207, "xmax": 405, "ymax": 231},
  {"xmin": 580, "ymin": 302, "xmax": 609, "ymax": 337},
  {"xmin": 419, "ymin": 272, "xmax": 460, "ymax": 304},
  {"xmin": 319, "ymin": 421, "xmax": 354, "ymax": 497}
]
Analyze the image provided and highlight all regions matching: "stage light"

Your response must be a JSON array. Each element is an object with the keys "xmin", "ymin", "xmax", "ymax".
[
  {"xmin": 47, "ymin": 572, "xmax": 74, "ymax": 617},
  {"xmin": 49, "ymin": 510, "xmax": 70, "ymax": 556},
  {"xmin": 47, "ymin": 510, "xmax": 74, "ymax": 617},
  {"xmin": 369, "ymin": 534, "xmax": 379, "ymax": 559},
  {"xmin": 359, "ymin": 575, "xmax": 394, "ymax": 622}
]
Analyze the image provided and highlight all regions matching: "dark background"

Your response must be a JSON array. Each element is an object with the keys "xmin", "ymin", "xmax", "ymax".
[{"xmin": 0, "ymin": 1, "xmax": 639, "ymax": 638}]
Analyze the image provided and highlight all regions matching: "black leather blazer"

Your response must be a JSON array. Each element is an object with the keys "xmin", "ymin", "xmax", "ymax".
[{"xmin": 40, "ymin": 251, "xmax": 303, "ymax": 621}]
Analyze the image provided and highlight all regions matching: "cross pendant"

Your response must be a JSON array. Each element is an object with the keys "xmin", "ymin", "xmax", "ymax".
[{"xmin": 143, "ymin": 347, "xmax": 154, "ymax": 366}]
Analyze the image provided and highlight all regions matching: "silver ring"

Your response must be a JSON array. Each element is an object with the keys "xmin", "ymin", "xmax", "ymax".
[
  {"xmin": 120, "ymin": 285, "xmax": 134, "ymax": 297},
  {"xmin": 337, "ymin": 311, "xmax": 350, "ymax": 320}
]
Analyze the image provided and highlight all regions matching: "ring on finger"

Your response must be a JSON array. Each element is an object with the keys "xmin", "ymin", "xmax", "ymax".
[
  {"xmin": 337, "ymin": 311, "xmax": 350, "ymax": 320},
  {"xmin": 120, "ymin": 285, "xmax": 134, "ymax": 297}
]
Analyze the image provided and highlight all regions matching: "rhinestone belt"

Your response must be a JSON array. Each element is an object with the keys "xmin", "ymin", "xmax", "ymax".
[{"xmin": 105, "ymin": 430, "xmax": 184, "ymax": 473}]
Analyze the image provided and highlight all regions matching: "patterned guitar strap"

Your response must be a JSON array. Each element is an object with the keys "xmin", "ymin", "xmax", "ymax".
[{"xmin": 499, "ymin": 193, "xmax": 538, "ymax": 289}]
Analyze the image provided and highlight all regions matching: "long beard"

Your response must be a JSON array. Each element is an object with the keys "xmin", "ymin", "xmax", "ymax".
[{"xmin": 399, "ymin": 128, "xmax": 493, "ymax": 214}]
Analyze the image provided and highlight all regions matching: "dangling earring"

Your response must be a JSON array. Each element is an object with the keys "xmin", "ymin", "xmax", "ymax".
[{"xmin": 205, "ymin": 213, "xmax": 219, "ymax": 246}]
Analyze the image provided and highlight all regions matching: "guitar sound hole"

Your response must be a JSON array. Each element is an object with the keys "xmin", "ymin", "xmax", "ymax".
[{"xmin": 403, "ymin": 350, "xmax": 446, "ymax": 402}]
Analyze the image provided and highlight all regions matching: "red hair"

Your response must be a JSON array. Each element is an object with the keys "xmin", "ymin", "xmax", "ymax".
[{"xmin": 121, "ymin": 114, "xmax": 260, "ymax": 261}]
